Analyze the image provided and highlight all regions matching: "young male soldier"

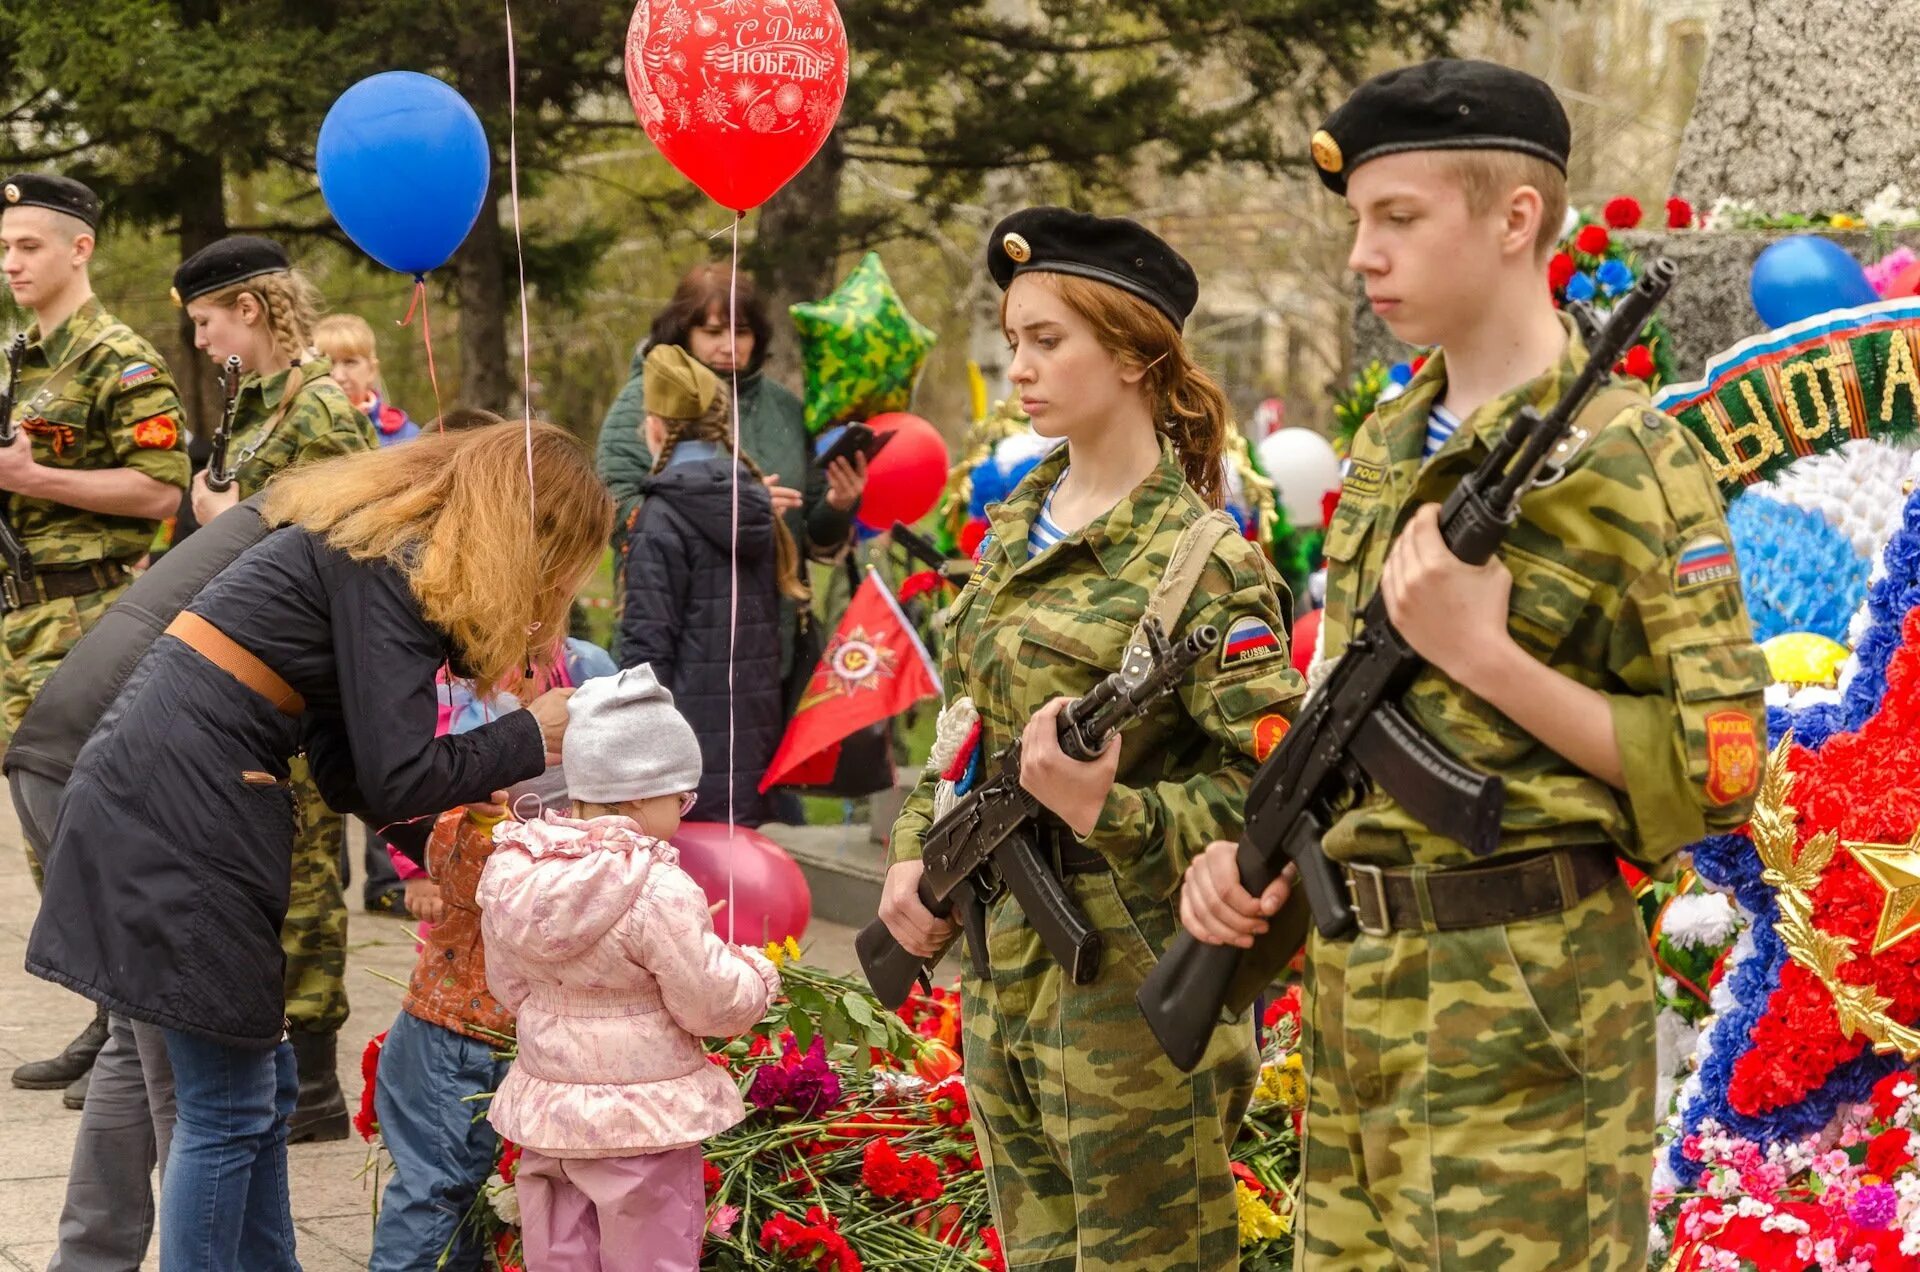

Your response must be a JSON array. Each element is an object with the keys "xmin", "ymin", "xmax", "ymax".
[
  {"xmin": 1179, "ymin": 61, "xmax": 1770, "ymax": 1269},
  {"xmin": 0, "ymin": 173, "xmax": 188, "ymax": 1100}
]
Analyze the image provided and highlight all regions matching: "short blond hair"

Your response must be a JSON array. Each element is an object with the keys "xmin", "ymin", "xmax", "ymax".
[
  {"xmin": 314, "ymin": 313, "xmax": 377, "ymax": 362},
  {"xmin": 1433, "ymin": 149, "xmax": 1568, "ymax": 258}
]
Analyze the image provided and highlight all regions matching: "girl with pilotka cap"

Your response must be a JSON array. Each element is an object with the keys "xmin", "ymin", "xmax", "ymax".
[{"xmin": 877, "ymin": 207, "xmax": 1301, "ymax": 1269}]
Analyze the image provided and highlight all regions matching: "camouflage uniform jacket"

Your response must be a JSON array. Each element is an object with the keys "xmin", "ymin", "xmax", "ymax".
[
  {"xmin": 226, "ymin": 354, "xmax": 375, "ymax": 498},
  {"xmin": 1319, "ymin": 323, "xmax": 1769, "ymax": 874},
  {"xmin": 890, "ymin": 439, "xmax": 1303, "ymax": 902},
  {"xmin": 7, "ymin": 297, "xmax": 188, "ymax": 568}
]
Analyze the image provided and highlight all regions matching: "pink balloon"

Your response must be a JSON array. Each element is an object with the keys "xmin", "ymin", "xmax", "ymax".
[
  {"xmin": 856, "ymin": 412, "xmax": 950, "ymax": 533},
  {"xmin": 670, "ymin": 821, "xmax": 812, "ymax": 946}
]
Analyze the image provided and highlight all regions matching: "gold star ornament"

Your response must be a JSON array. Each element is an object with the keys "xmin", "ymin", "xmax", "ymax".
[{"xmin": 1847, "ymin": 827, "xmax": 1920, "ymax": 955}]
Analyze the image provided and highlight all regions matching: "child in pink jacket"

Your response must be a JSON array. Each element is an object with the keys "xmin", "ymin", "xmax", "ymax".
[{"xmin": 477, "ymin": 665, "xmax": 779, "ymax": 1272}]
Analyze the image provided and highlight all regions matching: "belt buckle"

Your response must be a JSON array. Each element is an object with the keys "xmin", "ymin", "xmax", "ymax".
[{"xmin": 1345, "ymin": 862, "xmax": 1391, "ymax": 937}]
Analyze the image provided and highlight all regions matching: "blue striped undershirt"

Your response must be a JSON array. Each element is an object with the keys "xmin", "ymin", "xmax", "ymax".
[
  {"xmin": 1028, "ymin": 468, "xmax": 1071, "ymax": 558},
  {"xmin": 1424, "ymin": 403, "xmax": 1463, "ymax": 459}
]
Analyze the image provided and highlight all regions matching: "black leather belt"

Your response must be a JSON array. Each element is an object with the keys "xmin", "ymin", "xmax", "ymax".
[
  {"xmin": 2, "ymin": 560, "xmax": 129, "ymax": 611},
  {"xmin": 1340, "ymin": 844, "xmax": 1618, "ymax": 937},
  {"xmin": 1037, "ymin": 818, "xmax": 1112, "ymax": 876}
]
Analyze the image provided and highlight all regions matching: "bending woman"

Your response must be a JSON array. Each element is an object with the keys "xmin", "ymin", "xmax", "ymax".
[{"xmin": 26, "ymin": 421, "xmax": 612, "ymax": 1272}]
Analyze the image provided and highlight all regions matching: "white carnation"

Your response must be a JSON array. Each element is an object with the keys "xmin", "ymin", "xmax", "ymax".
[
  {"xmin": 1664, "ymin": 891, "xmax": 1739, "ymax": 951},
  {"xmin": 487, "ymin": 1175, "xmax": 520, "ymax": 1224}
]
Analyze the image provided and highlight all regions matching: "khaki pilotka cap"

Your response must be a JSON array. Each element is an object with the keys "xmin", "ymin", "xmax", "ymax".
[{"xmin": 642, "ymin": 344, "xmax": 721, "ymax": 421}]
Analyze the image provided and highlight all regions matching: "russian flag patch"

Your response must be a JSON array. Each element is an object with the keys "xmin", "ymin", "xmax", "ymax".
[
  {"xmin": 1222, "ymin": 614, "xmax": 1283, "ymax": 667},
  {"xmin": 119, "ymin": 361, "xmax": 158, "ymax": 390},
  {"xmin": 1674, "ymin": 533, "xmax": 1736, "ymax": 593}
]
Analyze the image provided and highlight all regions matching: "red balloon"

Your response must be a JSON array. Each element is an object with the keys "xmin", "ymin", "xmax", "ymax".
[
  {"xmin": 1290, "ymin": 608, "xmax": 1320, "ymax": 678},
  {"xmin": 958, "ymin": 516, "xmax": 988, "ymax": 558},
  {"xmin": 624, "ymin": 0, "xmax": 849, "ymax": 214},
  {"xmin": 670, "ymin": 821, "xmax": 812, "ymax": 946},
  {"xmin": 856, "ymin": 412, "xmax": 950, "ymax": 533}
]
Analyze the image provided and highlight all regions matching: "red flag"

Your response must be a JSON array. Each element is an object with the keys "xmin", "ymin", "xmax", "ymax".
[{"xmin": 761, "ymin": 569, "xmax": 942, "ymax": 790}]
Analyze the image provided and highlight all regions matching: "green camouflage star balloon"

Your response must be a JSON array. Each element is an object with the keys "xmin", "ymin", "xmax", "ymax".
[{"xmin": 791, "ymin": 252, "xmax": 937, "ymax": 435}]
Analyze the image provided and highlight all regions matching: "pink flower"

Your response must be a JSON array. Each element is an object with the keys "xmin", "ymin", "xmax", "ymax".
[{"xmin": 708, "ymin": 1203, "xmax": 741, "ymax": 1239}]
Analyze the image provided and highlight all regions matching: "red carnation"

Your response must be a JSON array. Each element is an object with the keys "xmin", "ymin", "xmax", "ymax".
[
  {"xmin": 704, "ymin": 1160, "xmax": 723, "ymax": 1197},
  {"xmin": 353, "ymin": 1031, "xmax": 387, "ymax": 1141},
  {"xmin": 1604, "ymin": 196, "xmax": 1644, "ymax": 229},
  {"xmin": 497, "ymin": 1140, "xmax": 521, "ymax": 1185},
  {"xmin": 1666, "ymin": 197, "xmax": 1695, "ymax": 229},
  {"xmin": 1622, "ymin": 344, "xmax": 1656, "ymax": 381},
  {"xmin": 1262, "ymin": 984, "xmax": 1302, "ymax": 1030},
  {"xmin": 1869, "ymin": 1127, "xmax": 1916, "ymax": 1179},
  {"xmin": 1548, "ymin": 251, "xmax": 1577, "ymax": 292},
  {"xmin": 1574, "ymin": 225, "xmax": 1611, "ymax": 256},
  {"xmin": 978, "ymin": 1227, "xmax": 1007, "ymax": 1272},
  {"xmin": 1872, "ymin": 1070, "xmax": 1916, "ymax": 1119}
]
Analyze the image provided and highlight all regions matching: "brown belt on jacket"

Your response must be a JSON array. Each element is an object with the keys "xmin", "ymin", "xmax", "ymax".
[
  {"xmin": 1341, "ymin": 843, "xmax": 1618, "ymax": 937},
  {"xmin": 165, "ymin": 612, "xmax": 306, "ymax": 717}
]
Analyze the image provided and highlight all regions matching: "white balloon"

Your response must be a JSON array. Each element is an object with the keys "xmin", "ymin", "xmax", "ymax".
[{"xmin": 1256, "ymin": 427, "xmax": 1343, "ymax": 525}]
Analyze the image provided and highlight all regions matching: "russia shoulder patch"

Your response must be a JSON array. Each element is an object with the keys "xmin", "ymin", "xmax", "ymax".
[
  {"xmin": 119, "ymin": 361, "xmax": 159, "ymax": 390},
  {"xmin": 131, "ymin": 413, "xmax": 179, "ymax": 449},
  {"xmin": 1674, "ymin": 533, "xmax": 1736, "ymax": 593},
  {"xmin": 1222, "ymin": 614, "xmax": 1283, "ymax": 667}
]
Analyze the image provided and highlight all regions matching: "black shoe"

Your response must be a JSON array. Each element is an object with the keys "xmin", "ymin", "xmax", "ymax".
[
  {"xmin": 13, "ymin": 1006, "xmax": 108, "ymax": 1090},
  {"xmin": 363, "ymin": 887, "xmax": 412, "ymax": 920},
  {"xmin": 286, "ymin": 1030, "xmax": 350, "ymax": 1144},
  {"xmin": 62, "ymin": 1068, "xmax": 89, "ymax": 1111}
]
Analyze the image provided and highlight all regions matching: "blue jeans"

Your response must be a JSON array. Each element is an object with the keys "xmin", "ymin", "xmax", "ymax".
[
  {"xmin": 159, "ymin": 1031, "xmax": 299, "ymax": 1272},
  {"xmin": 370, "ymin": 1011, "xmax": 512, "ymax": 1272}
]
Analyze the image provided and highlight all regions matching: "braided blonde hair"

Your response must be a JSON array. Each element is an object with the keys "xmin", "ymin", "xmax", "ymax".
[
  {"xmin": 200, "ymin": 269, "xmax": 325, "ymax": 364},
  {"xmin": 650, "ymin": 391, "xmax": 810, "ymax": 602}
]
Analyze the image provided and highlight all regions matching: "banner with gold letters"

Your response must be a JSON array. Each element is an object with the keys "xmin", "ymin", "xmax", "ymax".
[{"xmin": 1654, "ymin": 297, "xmax": 1920, "ymax": 498}]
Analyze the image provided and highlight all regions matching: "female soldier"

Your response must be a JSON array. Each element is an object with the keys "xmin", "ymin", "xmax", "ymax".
[
  {"xmin": 177, "ymin": 235, "xmax": 380, "ymax": 1143},
  {"xmin": 878, "ymin": 208, "xmax": 1302, "ymax": 1271},
  {"xmin": 27, "ymin": 422, "xmax": 610, "ymax": 1272}
]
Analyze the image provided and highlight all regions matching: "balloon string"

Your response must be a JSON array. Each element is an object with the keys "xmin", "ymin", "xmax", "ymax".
[
  {"xmin": 727, "ymin": 211, "xmax": 741, "ymax": 938},
  {"xmin": 398, "ymin": 278, "xmax": 448, "ymax": 434},
  {"xmin": 504, "ymin": 0, "xmax": 535, "ymax": 530}
]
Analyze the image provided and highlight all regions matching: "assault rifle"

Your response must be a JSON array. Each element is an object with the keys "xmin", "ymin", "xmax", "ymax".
[
  {"xmin": 1136, "ymin": 258, "xmax": 1680, "ymax": 1071},
  {"xmin": 203, "ymin": 355, "xmax": 243, "ymax": 493},
  {"xmin": 0, "ymin": 333, "xmax": 37, "ymax": 605},
  {"xmin": 858, "ymin": 618, "xmax": 1219, "ymax": 1008},
  {"xmin": 889, "ymin": 520, "xmax": 973, "ymax": 587}
]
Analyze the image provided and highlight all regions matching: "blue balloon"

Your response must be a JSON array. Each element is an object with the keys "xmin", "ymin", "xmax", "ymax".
[
  {"xmin": 1388, "ymin": 362, "xmax": 1414, "ymax": 386},
  {"xmin": 1749, "ymin": 235, "xmax": 1879, "ymax": 328},
  {"xmin": 318, "ymin": 72, "xmax": 490, "ymax": 276}
]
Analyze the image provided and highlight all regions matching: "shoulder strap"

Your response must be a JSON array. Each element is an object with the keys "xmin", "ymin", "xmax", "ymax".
[
  {"xmin": 1542, "ymin": 382, "xmax": 1648, "ymax": 475},
  {"xmin": 1130, "ymin": 508, "xmax": 1236, "ymax": 650},
  {"xmin": 18, "ymin": 323, "xmax": 134, "ymax": 414}
]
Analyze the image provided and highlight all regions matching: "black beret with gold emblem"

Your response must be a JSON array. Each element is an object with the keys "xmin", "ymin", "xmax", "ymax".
[
  {"xmin": 171, "ymin": 235, "xmax": 291, "ymax": 308},
  {"xmin": 987, "ymin": 206, "xmax": 1200, "ymax": 330},
  {"xmin": 0, "ymin": 173, "xmax": 102, "ymax": 231},
  {"xmin": 1310, "ymin": 59, "xmax": 1570, "ymax": 196}
]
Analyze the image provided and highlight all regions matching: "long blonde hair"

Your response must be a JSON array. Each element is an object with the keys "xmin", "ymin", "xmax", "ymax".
[
  {"xmin": 200, "ymin": 269, "xmax": 326, "ymax": 365},
  {"xmin": 1005, "ymin": 273, "xmax": 1234, "ymax": 508},
  {"xmin": 263, "ymin": 422, "xmax": 613, "ymax": 694},
  {"xmin": 650, "ymin": 392, "xmax": 810, "ymax": 601}
]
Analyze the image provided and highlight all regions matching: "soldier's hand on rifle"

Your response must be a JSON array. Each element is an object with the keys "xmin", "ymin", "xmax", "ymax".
[
  {"xmin": 1381, "ymin": 502, "xmax": 1519, "ymax": 694},
  {"xmin": 1019, "ymin": 696, "xmax": 1122, "ymax": 839},
  {"xmin": 190, "ymin": 469, "xmax": 240, "ymax": 526},
  {"xmin": 879, "ymin": 860, "xmax": 957, "ymax": 958},
  {"xmin": 0, "ymin": 427, "xmax": 39, "ymax": 494},
  {"xmin": 1180, "ymin": 842, "xmax": 1296, "ymax": 948}
]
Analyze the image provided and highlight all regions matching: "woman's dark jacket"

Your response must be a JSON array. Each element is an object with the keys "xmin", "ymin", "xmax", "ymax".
[
  {"xmin": 616, "ymin": 454, "xmax": 784, "ymax": 827},
  {"xmin": 24, "ymin": 526, "xmax": 545, "ymax": 1048}
]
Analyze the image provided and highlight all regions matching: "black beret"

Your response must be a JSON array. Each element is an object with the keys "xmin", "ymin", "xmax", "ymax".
[
  {"xmin": 1311, "ymin": 59, "xmax": 1570, "ymax": 196},
  {"xmin": 171, "ymin": 236, "xmax": 291, "ymax": 307},
  {"xmin": 0, "ymin": 173, "xmax": 101, "ymax": 231},
  {"xmin": 987, "ymin": 206, "xmax": 1199, "ymax": 330}
]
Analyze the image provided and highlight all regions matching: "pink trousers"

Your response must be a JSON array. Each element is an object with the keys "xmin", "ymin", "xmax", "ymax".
[{"xmin": 516, "ymin": 1145, "xmax": 704, "ymax": 1272}]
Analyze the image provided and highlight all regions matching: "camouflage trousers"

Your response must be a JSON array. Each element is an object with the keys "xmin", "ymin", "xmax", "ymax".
[
  {"xmin": 1297, "ymin": 875, "xmax": 1656, "ymax": 1270},
  {"xmin": 0, "ymin": 581, "xmax": 129, "ymax": 888},
  {"xmin": 962, "ymin": 869, "xmax": 1257, "ymax": 1271},
  {"xmin": 284, "ymin": 755, "xmax": 349, "ymax": 1035}
]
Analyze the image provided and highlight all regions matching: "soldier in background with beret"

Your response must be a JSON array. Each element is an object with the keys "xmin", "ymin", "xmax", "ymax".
[{"xmin": 0, "ymin": 172, "xmax": 188, "ymax": 1100}]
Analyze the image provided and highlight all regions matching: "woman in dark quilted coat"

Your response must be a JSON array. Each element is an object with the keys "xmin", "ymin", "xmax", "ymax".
[{"xmin": 615, "ymin": 345, "xmax": 808, "ymax": 827}]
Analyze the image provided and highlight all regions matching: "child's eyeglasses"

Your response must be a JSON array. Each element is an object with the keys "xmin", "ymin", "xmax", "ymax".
[{"xmin": 679, "ymin": 792, "xmax": 699, "ymax": 818}]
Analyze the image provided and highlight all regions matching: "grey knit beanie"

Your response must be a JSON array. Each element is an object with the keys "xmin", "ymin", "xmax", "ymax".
[{"xmin": 562, "ymin": 665, "xmax": 703, "ymax": 805}]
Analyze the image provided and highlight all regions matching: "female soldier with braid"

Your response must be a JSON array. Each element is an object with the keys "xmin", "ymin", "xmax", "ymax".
[
  {"xmin": 616, "ymin": 343, "xmax": 808, "ymax": 828},
  {"xmin": 176, "ymin": 235, "xmax": 377, "ymax": 1139},
  {"xmin": 877, "ymin": 208, "xmax": 1302, "ymax": 1270}
]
